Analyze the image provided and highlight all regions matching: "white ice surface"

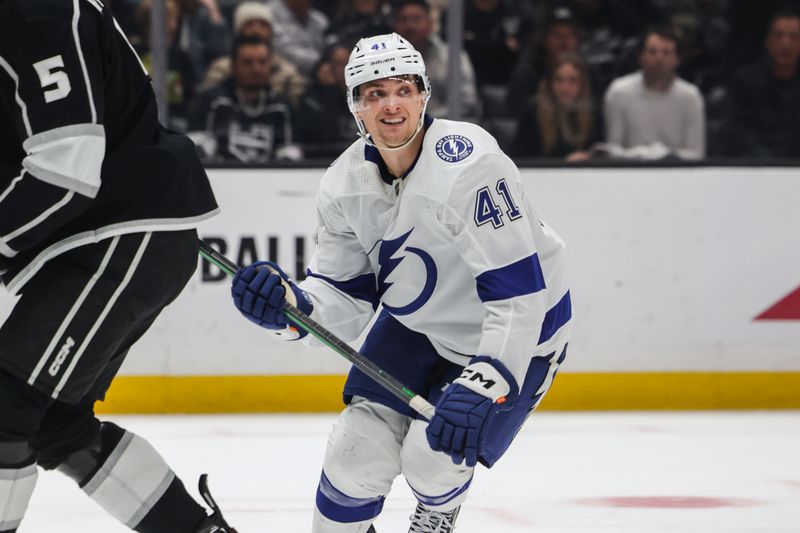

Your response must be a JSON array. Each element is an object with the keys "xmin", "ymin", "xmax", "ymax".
[{"xmin": 22, "ymin": 412, "xmax": 800, "ymax": 532}]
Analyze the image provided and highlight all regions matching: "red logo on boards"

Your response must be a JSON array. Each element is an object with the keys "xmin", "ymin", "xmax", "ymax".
[{"xmin": 755, "ymin": 286, "xmax": 800, "ymax": 320}]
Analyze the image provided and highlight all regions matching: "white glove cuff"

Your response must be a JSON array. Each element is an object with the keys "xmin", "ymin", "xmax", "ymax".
[{"xmin": 453, "ymin": 361, "xmax": 511, "ymax": 402}]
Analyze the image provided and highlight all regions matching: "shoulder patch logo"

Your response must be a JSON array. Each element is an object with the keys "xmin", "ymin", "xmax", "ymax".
[{"xmin": 435, "ymin": 135, "xmax": 474, "ymax": 163}]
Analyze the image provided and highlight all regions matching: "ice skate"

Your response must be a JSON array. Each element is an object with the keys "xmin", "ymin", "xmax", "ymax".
[
  {"xmin": 408, "ymin": 502, "xmax": 460, "ymax": 533},
  {"xmin": 196, "ymin": 474, "xmax": 238, "ymax": 532}
]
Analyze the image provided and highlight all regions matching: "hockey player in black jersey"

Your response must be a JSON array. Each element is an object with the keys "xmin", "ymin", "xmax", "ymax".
[{"xmin": 0, "ymin": 1, "xmax": 235, "ymax": 532}]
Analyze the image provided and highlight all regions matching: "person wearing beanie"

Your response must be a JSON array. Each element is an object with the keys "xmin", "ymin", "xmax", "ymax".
[
  {"xmin": 233, "ymin": 2, "xmax": 272, "ymax": 35},
  {"xmin": 201, "ymin": 1, "xmax": 307, "ymax": 106}
]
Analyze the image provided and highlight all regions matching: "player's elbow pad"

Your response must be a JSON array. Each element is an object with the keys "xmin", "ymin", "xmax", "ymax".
[{"xmin": 22, "ymin": 124, "xmax": 106, "ymax": 198}]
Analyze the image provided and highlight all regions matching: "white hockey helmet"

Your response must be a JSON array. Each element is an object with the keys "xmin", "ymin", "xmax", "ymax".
[{"xmin": 345, "ymin": 33, "xmax": 431, "ymax": 147}]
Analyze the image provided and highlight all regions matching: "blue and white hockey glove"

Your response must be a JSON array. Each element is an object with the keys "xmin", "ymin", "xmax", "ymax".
[
  {"xmin": 231, "ymin": 261, "xmax": 313, "ymax": 340},
  {"xmin": 426, "ymin": 356, "xmax": 519, "ymax": 467}
]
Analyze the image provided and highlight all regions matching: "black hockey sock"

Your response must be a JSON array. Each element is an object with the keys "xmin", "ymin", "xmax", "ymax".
[{"xmin": 134, "ymin": 476, "xmax": 207, "ymax": 533}]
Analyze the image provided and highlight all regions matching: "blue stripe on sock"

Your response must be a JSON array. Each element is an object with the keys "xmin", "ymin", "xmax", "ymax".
[
  {"xmin": 315, "ymin": 471, "xmax": 385, "ymax": 523},
  {"xmin": 408, "ymin": 476, "xmax": 473, "ymax": 508}
]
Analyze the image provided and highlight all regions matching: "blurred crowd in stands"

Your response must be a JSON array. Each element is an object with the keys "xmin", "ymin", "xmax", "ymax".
[{"xmin": 109, "ymin": 0, "xmax": 800, "ymax": 163}]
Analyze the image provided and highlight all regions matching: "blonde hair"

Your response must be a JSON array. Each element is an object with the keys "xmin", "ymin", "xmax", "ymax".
[{"xmin": 535, "ymin": 52, "xmax": 594, "ymax": 155}]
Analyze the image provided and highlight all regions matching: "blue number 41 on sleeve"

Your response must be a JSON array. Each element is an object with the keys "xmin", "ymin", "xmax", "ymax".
[{"xmin": 474, "ymin": 178, "xmax": 523, "ymax": 229}]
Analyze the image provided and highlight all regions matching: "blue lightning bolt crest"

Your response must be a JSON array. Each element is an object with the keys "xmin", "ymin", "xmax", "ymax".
[
  {"xmin": 377, "ymin": 228, "xmax": 438, "ymax": 316},
  {"xmin": 435, "ymin": 134, "xmax": 474, "ymax": 162}
]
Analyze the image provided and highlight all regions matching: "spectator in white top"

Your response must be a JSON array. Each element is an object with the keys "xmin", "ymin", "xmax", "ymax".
[
  {"xmin": 266, "ymin": 0, "xmax": 329, "ymax": 78},
  {"xmin": 603, "ymin": 27, "xmax": 705, "ymax": 160},
  {"xmin": 392, "ymin": 0, "xmax": 480, "ymax": 120}
]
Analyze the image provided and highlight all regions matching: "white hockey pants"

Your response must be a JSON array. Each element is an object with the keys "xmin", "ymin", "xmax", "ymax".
[{"xmin": 312, "ymin": 397, "xmax": 474, "ymax": 532}]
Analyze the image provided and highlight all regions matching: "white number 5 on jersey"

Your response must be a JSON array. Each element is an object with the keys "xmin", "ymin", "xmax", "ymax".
[{"xmin": 33, "ymin": 55, "xmax": 72, "ymax": 103}]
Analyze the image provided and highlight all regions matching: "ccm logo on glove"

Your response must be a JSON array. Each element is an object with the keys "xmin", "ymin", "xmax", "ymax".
[
  {"xmin": 453, "ymin": 361, "xmax": 512, "ymax": 403},
  {"xmin": 426, "ymin": 357, "xmax": 519, "ymax": 467}
]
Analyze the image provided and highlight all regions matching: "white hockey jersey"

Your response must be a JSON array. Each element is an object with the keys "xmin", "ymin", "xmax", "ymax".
[{"xmin": 298, "ymin": 118, "xmax": 571, "ymax": 387}]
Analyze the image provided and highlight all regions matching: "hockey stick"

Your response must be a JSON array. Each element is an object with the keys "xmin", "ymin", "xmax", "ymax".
[{"xmin": 198, "ymin": 239, "xmax": 436, "ymax": 420}]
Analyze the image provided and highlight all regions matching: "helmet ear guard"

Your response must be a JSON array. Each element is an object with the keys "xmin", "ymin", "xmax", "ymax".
[{"xmin": 344, "ymin": 33, "xmax": 431, "ymax": 149}]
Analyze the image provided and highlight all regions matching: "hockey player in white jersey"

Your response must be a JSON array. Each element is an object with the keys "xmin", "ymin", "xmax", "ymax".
[{"xmin": 231, "ymin": 33, "xmax": 572, "ymax": 532}]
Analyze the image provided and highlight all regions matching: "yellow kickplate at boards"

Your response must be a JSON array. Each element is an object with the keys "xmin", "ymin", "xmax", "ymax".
[{"xmin": 95, "ymin": 372, "xmax": 800, "ymax": 414}]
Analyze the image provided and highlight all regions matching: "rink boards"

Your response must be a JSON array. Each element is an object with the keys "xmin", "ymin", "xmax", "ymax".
[{"xmin": 2, "ymin": 166, "xmax": 798, "ymax": 411}]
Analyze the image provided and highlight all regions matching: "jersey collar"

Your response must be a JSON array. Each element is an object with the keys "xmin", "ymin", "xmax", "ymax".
[{"xmin": 364, "ymin": 114, "xmax": 434, "ymax": 185}]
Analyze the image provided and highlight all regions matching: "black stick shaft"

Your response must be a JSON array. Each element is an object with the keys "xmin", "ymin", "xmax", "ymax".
[{"xmin": 198, "ymin": 239, "xmax": 435, "ymax": 420}]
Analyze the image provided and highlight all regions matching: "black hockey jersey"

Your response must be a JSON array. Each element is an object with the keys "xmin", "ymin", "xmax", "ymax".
[
  {"xmin": 0, "ymin": 0, "xmax": 218, "ymax": 294},
  {"xmin": 187, "ymin": 79, "xmax": 298, "ymax": 163}
]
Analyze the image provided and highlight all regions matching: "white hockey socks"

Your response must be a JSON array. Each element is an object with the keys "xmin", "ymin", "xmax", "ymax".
[
  {"xmin": 0, "ymin": 464, "xmax": 37, "ymax": 532},
  {"xmin": 81, "ymin": 431, "xmax": 175, "ymax": 529}
]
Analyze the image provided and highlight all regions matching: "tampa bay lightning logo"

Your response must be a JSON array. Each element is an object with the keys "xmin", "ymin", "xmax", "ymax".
[
  {"xmin": 435, "ymin": 135, "xmax": 474, "ymax": 162},
  {"xmin": 377, "ymin": 229, "xmax": 437, "ymax": 315}
]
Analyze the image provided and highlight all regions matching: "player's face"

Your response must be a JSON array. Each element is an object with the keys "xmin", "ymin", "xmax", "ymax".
[
  {"xmin": 552, "ymin": 62, "xmax": 581, "ymax": 105},
  {"xmin": 355, "ymin": 77, "xmax": 425, "ymax": 148},
  {"xmin": 766, "ymin": 17, "xmax": 800, "ymax": 68},
  {"xmin": 639, "ymin": 34, "xmax": 679, "ymax": 79}
]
